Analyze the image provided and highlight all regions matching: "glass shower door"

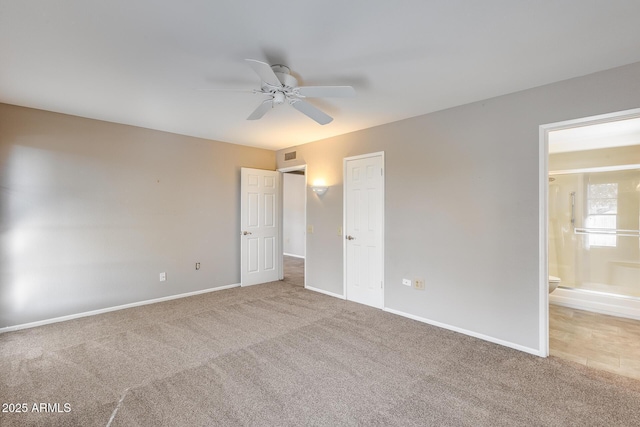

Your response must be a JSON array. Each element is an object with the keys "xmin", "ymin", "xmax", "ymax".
[{"xmin": 549, "ymin": 168, "xmax": 640, "ymax": 298}]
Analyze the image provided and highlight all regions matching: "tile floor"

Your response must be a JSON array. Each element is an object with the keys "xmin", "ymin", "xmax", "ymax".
[{"xmin": 549, "ymin": 304, "xmax": 640, "ymax": 380}]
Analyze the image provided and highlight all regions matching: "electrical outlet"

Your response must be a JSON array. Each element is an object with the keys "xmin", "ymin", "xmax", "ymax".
[
  {"xmin": 414, "ymin": 278, "xmax": 425, "ymax": 290},
  {"xmin": 402, "ymin": 278, "xmax": 412, "ymax": 287},
  {"xmin": 159, "ymin": 272, "xmax": 167, "ymax": 282},
  {"xmin": 195, "ymin": 262, "xmax": 200, "ymax": 270}
]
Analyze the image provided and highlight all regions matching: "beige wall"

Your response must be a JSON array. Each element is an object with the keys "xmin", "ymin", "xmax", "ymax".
[
  {"xmin": 0, "ymin": 104, "xmax": 275, "ymax": 327},
  {"xmin": 277, "ymin": 61, "xmax": 640, "ymax": 353},
  {"xmin": 550, "ymin": 145, "xmax": 640, "ymax": 171}
]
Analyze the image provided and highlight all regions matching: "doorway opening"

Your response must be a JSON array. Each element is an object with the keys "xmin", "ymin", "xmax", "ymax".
[
  {"xmin": 540, "ymin": 108, "xmax": 640, "ymax": 378},
  {"xmin": 279, "ymin": 165, "xmax": 307, "ymax": 288}
]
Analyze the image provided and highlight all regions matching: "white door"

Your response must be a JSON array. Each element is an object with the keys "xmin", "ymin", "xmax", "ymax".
[
  {"xmin": 241, "ymin": 167, "xmax": 280, "ymax": 286},
  {"xmin": 344, "ymin": 153, "xmax": 384, "ymax": 308}
]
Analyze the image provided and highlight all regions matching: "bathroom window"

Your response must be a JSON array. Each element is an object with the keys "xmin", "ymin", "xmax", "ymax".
[{"xmin": 585, "ymin": 182, "xmax": 618, "ymax": 247}]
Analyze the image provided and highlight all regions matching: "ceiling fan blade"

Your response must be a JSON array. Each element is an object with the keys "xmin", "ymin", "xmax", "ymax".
[
  {"xmin": 245, "ymin": 59, "xmax": 282, "ymax": 88},
  {"xmin": 247, "ymin": 99, "xmax": 273, "ymax": 120},
  {"xmin": 290, "ymin": 100, "xmax": 333, "ymax": 125},
  {"xmin": 296, "ymin": 86, "xmax": 356, "ymax": 98}
]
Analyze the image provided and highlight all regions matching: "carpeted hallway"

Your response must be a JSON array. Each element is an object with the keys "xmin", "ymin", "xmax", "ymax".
[{"xmin": 1, "ymin": 257, "xmax": 640, "ymax": 426}]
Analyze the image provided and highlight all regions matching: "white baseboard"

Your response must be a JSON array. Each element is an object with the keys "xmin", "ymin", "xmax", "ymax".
[
  {"xmin": 305, "ymin": 285, "xmax": 345, "ymax": 300},
  {"xmin": 383, "ymin": 307, "xmax": 543, "ymax": 357},
  {"xmin": 550, "ymin": 288, "xmax": 640, "ymax": 320},
  {"xmin": 0, "ymin": 283, "xmax": 241, "ymax": 334},
  {"xmin": 283, "ymin": 253, "xmax": 305, "ymax": 259}
]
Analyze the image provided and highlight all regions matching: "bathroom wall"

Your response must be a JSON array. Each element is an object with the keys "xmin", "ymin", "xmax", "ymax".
[
  {"xmin": 549, "ymin": 173, "xmax": 581, "ymax": 285},
  {"xmin": 550, "ymin": 145, "xmax": 640, "ymax": 171}
]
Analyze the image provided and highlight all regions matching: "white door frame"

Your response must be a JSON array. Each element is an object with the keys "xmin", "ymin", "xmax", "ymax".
[
  {"xmin": 343, "ymin": 151, "xmax": 385, "ymax": 308},
  {"xmin": 538, "ymin": 107, "xmax": 640, "ymax": 357},
  {"xmin": 278, "ymin": 164, "xmax": 307, "ymax": 288}
]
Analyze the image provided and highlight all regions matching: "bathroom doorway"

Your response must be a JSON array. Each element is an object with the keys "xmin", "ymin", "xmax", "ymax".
[
  {"xmin": 546, "ymin": 113, "xmax": 640, "ymax": 315},
  {"xmin": 541, "ymin": 108, "xmax": 640, "ymax": 379}
]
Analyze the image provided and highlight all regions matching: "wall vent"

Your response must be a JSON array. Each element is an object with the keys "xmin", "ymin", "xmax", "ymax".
[{"xmin": 284, "ymin": 151, "xmax": 296, "ymax": 161}]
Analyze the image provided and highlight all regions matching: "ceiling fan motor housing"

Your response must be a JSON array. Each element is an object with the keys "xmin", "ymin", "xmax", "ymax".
[
  {"xmin": 261, "ymin": 64, "xmax": 298, "ymax": 98},
  {"xmin": 273, "ymin": 92, "xmax": 286, "ymax": 104}
]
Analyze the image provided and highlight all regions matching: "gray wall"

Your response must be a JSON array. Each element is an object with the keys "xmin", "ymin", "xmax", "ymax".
[
  {"xmin": 0, "ymin": 104, "xmax": 275, "ymax": 328},
  {"xmin": 276, "ymin": 62, "xmax": 640, "ymax": 352}
]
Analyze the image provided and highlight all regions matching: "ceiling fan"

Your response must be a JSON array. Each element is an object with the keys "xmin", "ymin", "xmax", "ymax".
[{"xmin": 242, "ymin": 59, "xmax": 356, "ymax": 125}]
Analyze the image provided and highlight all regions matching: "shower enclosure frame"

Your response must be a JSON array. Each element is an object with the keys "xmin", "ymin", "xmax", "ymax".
[{"xmin": 539, "ymin": 107, "xmax": 640, "ymax": 357}]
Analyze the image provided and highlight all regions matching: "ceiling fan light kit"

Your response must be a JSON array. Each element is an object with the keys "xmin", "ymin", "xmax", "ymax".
[{"xmin": 244, "ymin": 59, "xmax": 355, "ymax": 125}]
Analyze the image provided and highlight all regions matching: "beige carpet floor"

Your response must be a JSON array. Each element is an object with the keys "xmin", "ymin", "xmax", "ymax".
[{"xmin": 2, "ymin": 257, "xmax": 640, "ymax": 426}]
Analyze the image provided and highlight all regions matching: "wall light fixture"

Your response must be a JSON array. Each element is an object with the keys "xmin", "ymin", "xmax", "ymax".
[{"xmin": 311, "ymin": 179, "xmax": 328, "ymax": 196}]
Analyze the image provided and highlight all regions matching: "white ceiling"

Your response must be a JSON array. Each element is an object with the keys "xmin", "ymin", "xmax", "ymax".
[{"xmin": 2, "ymin": 1, "xmax": 640, "ymax": 150}]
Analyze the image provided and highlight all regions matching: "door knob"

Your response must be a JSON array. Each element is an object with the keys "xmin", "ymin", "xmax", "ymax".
[
  {"xmin": 242, "ymin": 231, "xmax": 252, "ymax": 235},
  {"xmin": 346, "ymin": 235, "xmax": 355, "ymax": 240}
]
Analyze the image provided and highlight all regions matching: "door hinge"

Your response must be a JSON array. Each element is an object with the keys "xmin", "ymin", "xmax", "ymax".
[
  {"xmin": 380, "ymin": 281, "xmax": 383, "ymax": 289},
  {"xmin": 381, "ymin": 168, "xmax": 383, "ymax": 176}
]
